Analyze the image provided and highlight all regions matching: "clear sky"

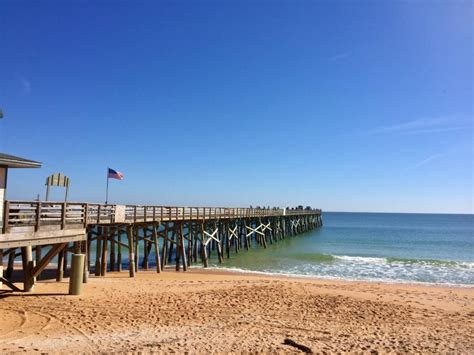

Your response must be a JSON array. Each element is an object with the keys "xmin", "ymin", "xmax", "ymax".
[{"xmin": 0, "ymin": 0, "xmax": 472, "ymax": 213}]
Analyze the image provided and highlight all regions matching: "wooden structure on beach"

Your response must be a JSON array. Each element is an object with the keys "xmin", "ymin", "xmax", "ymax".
[{"xmin": 1, "ymin": 201, "xmax": 322, "ymax": 292}]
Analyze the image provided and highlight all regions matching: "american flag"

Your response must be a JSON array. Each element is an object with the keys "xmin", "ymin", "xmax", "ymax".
[{"xmin": 108, "ymin": 168, "xmax": 124, "ymax": 180}]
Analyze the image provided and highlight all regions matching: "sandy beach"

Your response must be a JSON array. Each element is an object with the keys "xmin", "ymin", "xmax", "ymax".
[{"xmin": 0, "ymin": 269, "xmax": 473, "ymax": 353}]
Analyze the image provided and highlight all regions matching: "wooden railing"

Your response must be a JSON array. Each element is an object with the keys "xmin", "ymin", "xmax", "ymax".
[{"xmin": 2, "ymin": 200, "xmax": 322, "ymax": 233}]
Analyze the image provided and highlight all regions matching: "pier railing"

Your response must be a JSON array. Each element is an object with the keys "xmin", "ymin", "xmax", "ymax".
[{"xmin": 2, "ymin": 200, "xmax": 322, "ymax": 233}]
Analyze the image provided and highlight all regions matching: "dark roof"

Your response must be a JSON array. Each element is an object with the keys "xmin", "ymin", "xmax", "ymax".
[{"xmin": 0, "ymin": 153, "xmax": 42, "ymax": 168}]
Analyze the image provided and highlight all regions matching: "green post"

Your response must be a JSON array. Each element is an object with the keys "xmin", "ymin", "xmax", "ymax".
[{"xmin": 69, "ymin": 254, "xmax": 85, "ymax": 295}]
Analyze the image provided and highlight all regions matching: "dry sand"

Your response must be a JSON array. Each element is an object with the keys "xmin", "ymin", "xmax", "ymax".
[{"xmin": 0, "ymin": 269, "xmax": 473, "ymax": 353}]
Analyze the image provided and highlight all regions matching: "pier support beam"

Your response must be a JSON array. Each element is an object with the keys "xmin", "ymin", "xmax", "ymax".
[
  {"xmin": 69, "ymin": 254, "xmax": 85, "ymax": 295},
  {"xmin": 127, "ymin": 225, "xmax": 136, "ymax": 277},
  {"xmin": 21, "ymin": 246, "xmax": 35, "ymax": 292}
]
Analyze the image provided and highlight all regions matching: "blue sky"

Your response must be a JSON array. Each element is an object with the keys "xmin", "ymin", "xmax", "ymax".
[{"xmin": 0, "ymin": 0, "xmax": 472, "ymax": 213}]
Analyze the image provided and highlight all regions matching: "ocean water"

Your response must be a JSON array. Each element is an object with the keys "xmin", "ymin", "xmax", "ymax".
[{"xmin": 209, "ymin": 212, "xmax": 474, "ymax": 286}]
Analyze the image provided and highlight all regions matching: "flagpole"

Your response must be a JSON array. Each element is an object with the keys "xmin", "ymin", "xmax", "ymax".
[{"xmin": 105, "ymin": 167, "xmax": 109, "ymax": 204}]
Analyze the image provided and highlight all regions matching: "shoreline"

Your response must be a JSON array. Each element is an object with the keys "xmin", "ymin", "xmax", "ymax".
[
  {"xmin": 201, "ymin": 265, "xmax": 474, "ymax": 289},
  {"xmin": 1, "ymin": 268, "xmax": 473, "ymax": 353},
  {"xmin": 8, "ymin": 260, "xmax": 474, "ymax": 288}
]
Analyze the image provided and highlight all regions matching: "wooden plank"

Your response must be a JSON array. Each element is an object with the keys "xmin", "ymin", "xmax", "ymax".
[
  {"xmin": 0, "ymin": 228, "xmax": 86, "ymax": 249},
  {"xmin": 0, "ymin": 277, "xmax": 21, "ymax": 292}
]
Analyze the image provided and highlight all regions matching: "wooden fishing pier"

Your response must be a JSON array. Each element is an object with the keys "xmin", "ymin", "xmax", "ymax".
[{"xmin": 0, "ymin": 201, "xmax": 322, "ymax": 292}]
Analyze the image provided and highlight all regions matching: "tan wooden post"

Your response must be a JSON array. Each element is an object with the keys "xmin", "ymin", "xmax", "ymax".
[{"xmin": 69, "ymin": 254, "xmax": 85, "ymax": 295}]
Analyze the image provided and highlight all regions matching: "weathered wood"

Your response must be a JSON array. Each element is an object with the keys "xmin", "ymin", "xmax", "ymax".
[
  {"xmin": 110, "ymin": 227, "xmax": 116, "ymax": 272},
  {"xmin": 179, "ymin": 222, "xmax": 187, "ymax": 271},
  {"xmin": 6, "ymin": 247, "xmax": 15, "ymax": 278},
  {"xmin": 100, "ymin": 226, "xmax": 109, "ymax": 276},
  {"xmin": 161, "ymin": 225, "xmax": 168, "ymax": 269},
  {"xmin": 0, "ymin": 276, "xmax": 21, "ymax": 291},
  {"xmin": 142, "ymin": 227, "xmax": 149, "ymax": 270},
  {"xmin": 2, "ymin": 200, "xmax": 322, "ymax": 284},
  {"xmin": 35, "ymin": 245, "xmax": 42, "ymax": 280},
  {"xmin": 152, "ymin": 223, "xmax": 161, "ymax": 273},
  {"xmin": 0, "ymin": 249, "xmax": 3, "ymax": 289},
  {"xmin": 134, "ymin": 225, "xmax": 139, "ymax": 272},
  {"xmin": 69, "ymin": 254, "xmax": 85, "ymax": 296},
  {"xmin": 95, "ymin": 227, "xmax": 102, "ymax": 276},
  {"xmin": 56, "ymin": 248, "xmax": 65, "ymax": 282},
  {"xmin": 31, "ymin": 242, "xmax": 67, "ymax": 278},
  {"xmin": 117, "ymin": 228, "xmax": 122, "ymax": 272},
  {"xmin": 127, "ymin": 225, "xmax": 135, "ymax": 277},
  {"xmin": 21, "ymin": 246, "xmax": 35, "ymax": 292},
  {"xmin": 82, "ymin": 239, "xmax": 89, "ymax": 283}
]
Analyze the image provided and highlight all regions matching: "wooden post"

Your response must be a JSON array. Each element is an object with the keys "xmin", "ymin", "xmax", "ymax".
[
  {"xmin": 193, "ymin": 224, "xmax": 198, "ymax": 263},
  {"xmin": 73, "ymin": 241, "xmax": 80, "ymax": 254},
  {"xmin": 22, "ymin": 246, "xmax": 35, "ymax": 292},
  {"xmin": 95, "ymin": 227, "xmax": 102, "ymax": 276},
  {"xmin": 6, "ymin": 248, "xmax": 15, "ymax": 279},
  {"xmin": 142, "ymin": 227, "xmax": 149, "ymax": 270},
  {"xmin": 187, "ymin": 221, "xmax": 193, "ymax": 266},
  {"xmin": 87, "ymin": 234, "xmax": 92, "ymax": 273},
  {"xmin": 82, "ymin": 239, "xmax": 89, "ymax": 283},
  {"xmin": 3, "ymin": 200, "xmax": 10, "ymax": 234},
  {"xmin": 134, "ymin": 226, "xmax": 139, "ymax": 272},
  {"xmin": 201, "ymin": 223, "xmax": 208, "ymax": 267},
  {"xmin": 110, "ymin": 227, "xmax": 116, "ymax": 272},
  {"xmin": 167, "ymin": 229, "xmax": 175, "ymax": 263},
  {"xmin": 117, "ymin": 227, "xmax": 123, "ymax": 272},
  {"xmin": 100, "ymin": 226, "xmax": 109, "ymax": 276},
  {"xmin": 56, "ymin": 248, "xmax": 65, "ymax": 282},
  {"xmin": 215, "ymin": 222, "xmax": 223, "ymax": 264},
  {"xmin": 63, "ymin": 246, "xmax": 68, "ymax": 276},
  {"xmin": 35, "ymin": 202, "xmax": 41, "ymax": 232},
  {"xmin": 69, "ymin": 254, "xmax": 85, "ymax": 296},
  {"xmin": 0, "ymin": 249, "xmax": 3, "ymax": 289},
  {"xmin": 61, "ymin": 202, "xmax": 66, "ymax": 230},
  {"xmin": 226, "ymin": 222, "xmax": 231, "ymax": 259},
  {"xmin": 161, "ymin": 224, "xmax": 168, "ymax": 269},
  {"xmin": 152, "ymin": 223, "xmax": 161, "ymax": 273},
  {"xmin": 179, "ymin": 222, "xmax": 187, "ymax": 271},
  {"xmin": 35, "ymin": 245, "xmax": 42, "ymax": 280},
  {"xmin": 175, "ymin": 226, "xmax": 181, "ymax": 271},
  {"xmin": 127, "ymin": 225, "xmax": 135, "ymax": 277}
]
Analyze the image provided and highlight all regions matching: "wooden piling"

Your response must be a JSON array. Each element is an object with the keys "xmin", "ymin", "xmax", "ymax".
[
  {"xmin": 0, "ymin": 249, "xmax": 3, "ymax": 290},
  {"xmin": 179, "ymin": 222, "xmax": 187, "ymax": 271},
  {"xmin": 82, "ymin": 239, "xmax": 89, "ymax": 284},
  {"xmin": 134, "ymin": 226, "xmax": 139, "ymax": 272},
  {"xmin": 100, "ymin": 226, "xmax": 108, "ymax": 276},
  {"xmin": 69, "ymin": 254, "xmax": 85, "ymax": 296},
  {"xmin": 6, "ymin": 249, "xmax": 15, "ymax": 279},
  {"xmin": 110, "ymin": 227, "xmax": 116, "ymax": 272},
  {"xmin": 21, "ymin": 246, "xmax": 35, "ymax": 292},
  {"xmin": 117, "ymin": 227, "xmax": 123, "ymax": 272},
  {"xmin": 127, "ymin": 224, "xmax": 135, "ymax": 278},
  {"xmin": 56, "ymin": 248, "xmax": 65, "ymax": 282},
  {"xmin": 152, "ymin": 223, "xmax": 161, "ymax": 273},
  {"xmin": 95, "ymin": 227, "xmax": 102, "ymax": 276},
  {"xmin": 35, "ymin": 245, "xmax": 42, "ymax": 280}
]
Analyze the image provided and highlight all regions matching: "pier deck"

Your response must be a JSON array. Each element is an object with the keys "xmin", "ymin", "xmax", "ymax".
[{"xmin": 1, "ymin": 200, "xmax": 322, "ymax": 292}]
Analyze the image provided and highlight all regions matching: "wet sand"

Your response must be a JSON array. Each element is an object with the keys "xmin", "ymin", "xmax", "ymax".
[{"xmin": 0, "ymin": 269, "xmax": 473, "ymax": 353}]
